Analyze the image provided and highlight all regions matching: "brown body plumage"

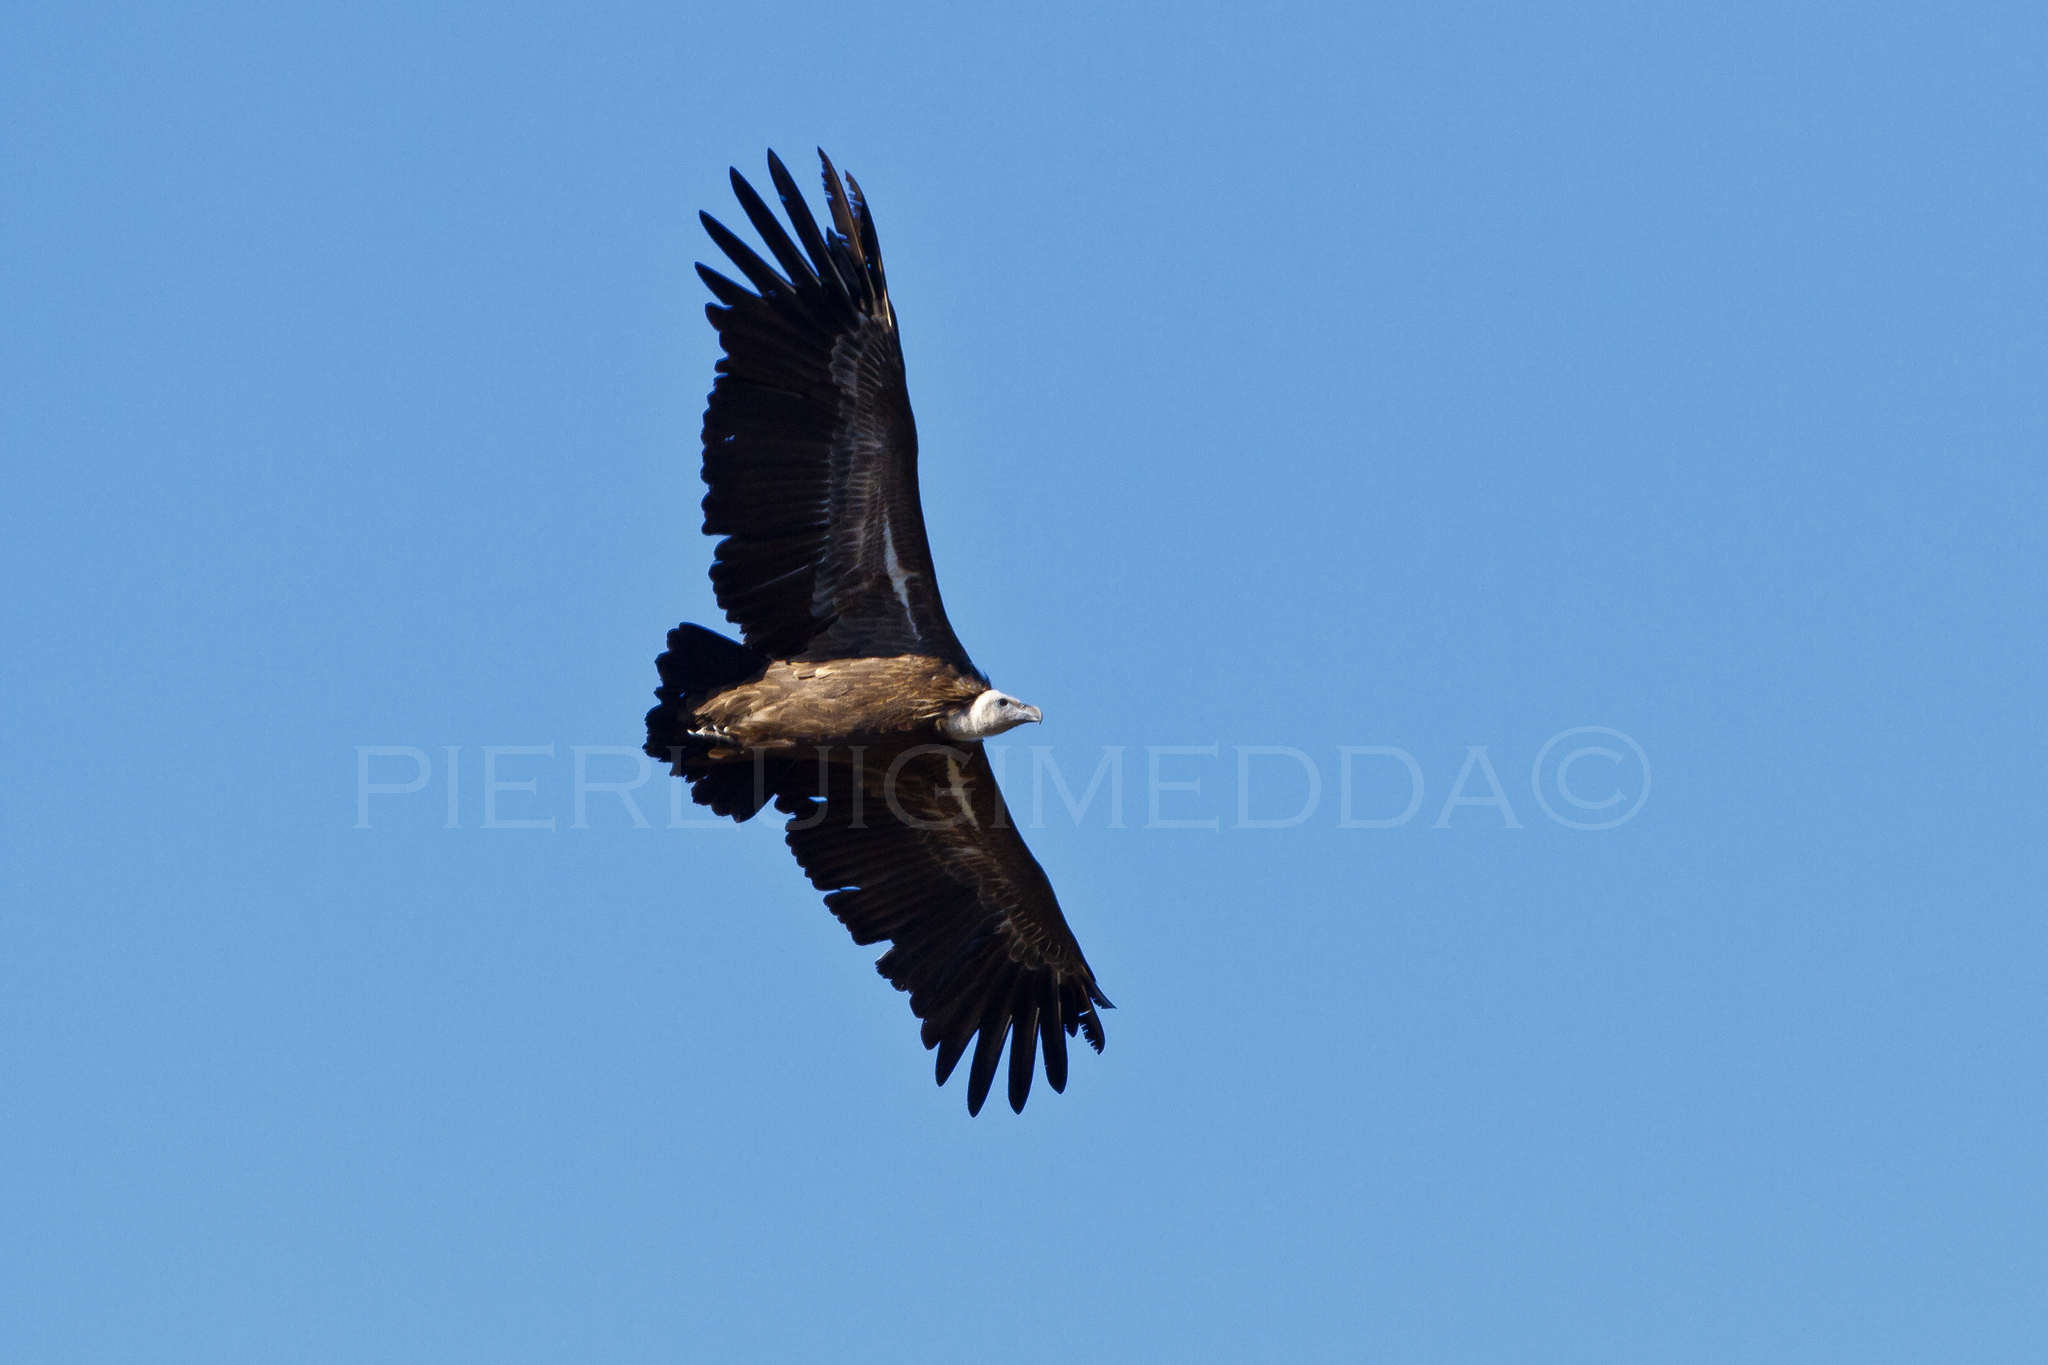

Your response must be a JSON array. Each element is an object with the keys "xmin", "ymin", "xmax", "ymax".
[{"xmin": 690, "ymin": 655, "xmax": 984, "ymax": 754}]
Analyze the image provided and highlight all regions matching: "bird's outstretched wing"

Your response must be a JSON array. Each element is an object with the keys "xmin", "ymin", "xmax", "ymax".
[
  {"xmin": 696, "ymin": 150, "xmax": 976, "ymax": 675},
  {"xmin": 777, "ymin": 743, "xmax": 1112, "ymax": 1115}
]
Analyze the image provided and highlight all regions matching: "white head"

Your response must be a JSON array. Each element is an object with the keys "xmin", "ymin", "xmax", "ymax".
[{"xmin": 942, "ymin": 689, "xmax": 1043, "ymax": 740}]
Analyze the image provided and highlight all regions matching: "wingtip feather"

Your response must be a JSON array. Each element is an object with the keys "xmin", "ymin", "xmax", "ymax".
[
  {"xmin": 935, "ymin": 1028, "xmax": 971, "ymax": 1086},
  {"xmin": 965, "ymin": 1002, "xmax": 1010, "ymax": 1117},
  {"xmin": 1007, "ymin": 1012, "xmax": 1038, "ymax": 1114}
]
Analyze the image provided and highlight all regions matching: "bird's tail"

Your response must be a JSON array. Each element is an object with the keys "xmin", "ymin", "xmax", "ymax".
[
  {"xmin": 643, "ymin": 624, "xmax": 788, "ymax": 822},
  {"xmin": 643, "ymin": 622, "xmax": 766, "ymax": 767}
]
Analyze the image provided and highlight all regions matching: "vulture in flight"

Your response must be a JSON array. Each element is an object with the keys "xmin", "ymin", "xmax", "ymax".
[{"xmin": 644, "ymin": 149, "xmax": 1112, "ymax": 1115}]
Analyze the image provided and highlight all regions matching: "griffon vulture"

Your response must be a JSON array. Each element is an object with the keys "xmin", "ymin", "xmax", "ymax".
[{"xmin": 644, "ymin": 150, "xmax": 1112, "ymax": 1115}]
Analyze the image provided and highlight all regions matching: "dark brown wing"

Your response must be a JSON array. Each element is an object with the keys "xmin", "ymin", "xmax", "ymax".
[
  {"xmin": 696, "ymin": 149, "xmax": 977, "ymax": 675},
  {"xmin": 776, "ymin": 743, "xmax": 1111, "ymax": 1115}
]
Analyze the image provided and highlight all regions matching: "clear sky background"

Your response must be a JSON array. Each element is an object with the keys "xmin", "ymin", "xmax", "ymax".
[{"xmin": 4, "ymin": 3, "xmax": 2044, "ymax": 1361}]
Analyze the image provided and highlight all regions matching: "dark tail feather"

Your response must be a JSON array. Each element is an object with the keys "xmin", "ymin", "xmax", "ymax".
[{"xmin": 644, "ymin": 624, "xmax": 777, "ymax": 819}]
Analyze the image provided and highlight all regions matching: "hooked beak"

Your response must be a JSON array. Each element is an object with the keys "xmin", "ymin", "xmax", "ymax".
[{"xmin": 1023, "ymin": 705, "xmax": 1043, "ymax": 724}]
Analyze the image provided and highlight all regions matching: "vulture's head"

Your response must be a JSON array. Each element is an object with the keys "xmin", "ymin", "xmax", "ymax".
[{"xmin": 945, "ymin": 689, "xmax": 1043, "ymax": 740}]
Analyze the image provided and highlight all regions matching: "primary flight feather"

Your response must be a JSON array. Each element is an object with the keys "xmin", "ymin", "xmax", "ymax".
[{"xmin": 645, "ymin": 149, "xmax": 1111, "ymax": 1116}]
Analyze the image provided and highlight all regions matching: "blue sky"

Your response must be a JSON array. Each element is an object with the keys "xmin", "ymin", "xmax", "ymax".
[{"xmin": 4, "ymin": 3, "xmax": 2044, "ymax": 1360}]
